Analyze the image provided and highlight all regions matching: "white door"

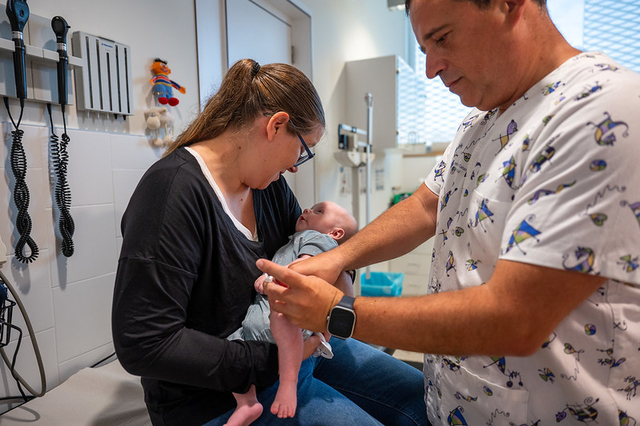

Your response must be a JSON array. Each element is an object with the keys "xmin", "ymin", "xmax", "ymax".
[
  {"xmin": 226, "ymin": 0, "xmax": 291, "ymax": 66},
  {"xmin": 225, "ymin": 0, "xmax": 315, "ymax": 208}
]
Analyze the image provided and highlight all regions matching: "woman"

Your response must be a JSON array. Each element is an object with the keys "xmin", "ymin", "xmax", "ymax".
[{"xmin": 112, "ymin": 59, "xmax": 426, "ymax": 426}]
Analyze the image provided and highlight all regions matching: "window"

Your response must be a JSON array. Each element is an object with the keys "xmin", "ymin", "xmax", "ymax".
[
  {"xmin": 406, "ymin": 0, "xmax": 640, "ymax": 145},
  {"xmin": 408, "ymin": 27, "xmax": 472, "ymax": 146},
  {"xmin": 582, "ymin": 0, "xmax": 640, "ymax": 72}
]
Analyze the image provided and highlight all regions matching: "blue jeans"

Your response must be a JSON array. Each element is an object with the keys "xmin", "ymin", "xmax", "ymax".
[{"xmin": 202, "ymin": 338, "xmax": 428, "ymax": 425}]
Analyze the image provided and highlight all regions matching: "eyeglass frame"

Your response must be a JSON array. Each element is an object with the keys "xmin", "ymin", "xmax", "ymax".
[
  {"xmin": 262, "ymin": 112, "xmax": 316, "ymax": 167},
  {"xmin": 293, "ymin": 131, "xmax": 315, "ymax": 167}
]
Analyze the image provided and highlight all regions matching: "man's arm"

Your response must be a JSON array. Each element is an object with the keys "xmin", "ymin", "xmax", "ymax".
[
  {"xmin": 259, "ymin": 258, "xmax": 605, "ymax": 356},
  {"xmin": 290, "ymin": 184, "xmax": 439, "ymax": 284}
]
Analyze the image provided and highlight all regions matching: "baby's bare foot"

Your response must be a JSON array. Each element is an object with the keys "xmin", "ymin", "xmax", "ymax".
[
  {"xmin": 225, "ymin": 401, "xmax": 263, "ymax": 426},
  {"xmin": 270, "ymin": 383, "xmax": 297, "ymax": 418}
]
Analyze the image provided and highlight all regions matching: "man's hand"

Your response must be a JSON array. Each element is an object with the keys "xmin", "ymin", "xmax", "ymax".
[
  {"xmin": 287, "ymin": 251, "xmax": 343, "ymax": 286},
  {"xmin": 257, "ymin": 259, "xmax": 343, "ymax": 332}
]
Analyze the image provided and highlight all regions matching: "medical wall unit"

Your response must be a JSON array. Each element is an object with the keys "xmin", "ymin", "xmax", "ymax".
[
  {"xmin": 345, "ymin": 55, "xmax": 428, "ymax": 153},
  {"xmin": 0, "ymin": 4, "xmax": 81, "ymax": 104},
  {"xmin": 71, "ymin": 32, "xmax": 133, "ymax": 116}
]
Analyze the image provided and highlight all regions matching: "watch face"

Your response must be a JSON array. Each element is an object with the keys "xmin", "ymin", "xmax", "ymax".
[{"xmin": 328, "ymin": 307, "xmax": 355, "ymax": 338}]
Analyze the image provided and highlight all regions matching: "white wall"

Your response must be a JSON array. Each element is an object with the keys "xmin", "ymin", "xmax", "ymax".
[
  {"xmin": 0, "ymin": 0, "xmax": 200, "ymax": 405},
  {"xmin": 303, "ymin": 0, "xmax": 407, "ymax": 209},
  {"xmin": 0, "ymin": 0, "xmax": 408, "ymax": 405}
]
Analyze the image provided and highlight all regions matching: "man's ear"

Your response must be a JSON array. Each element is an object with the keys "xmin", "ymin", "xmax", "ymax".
[
  {"xmin": 329, "ymin": 228, "xmax": 345, "ymax": 242},
  {"xmin": 504, "ymin": 0, "xmax": 525, "ymax": 22},
  {"xmin": 266, "ymin": 111, "xmax": 290, "ymax": 141}
]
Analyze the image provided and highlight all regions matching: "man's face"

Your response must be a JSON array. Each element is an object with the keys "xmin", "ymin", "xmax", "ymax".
[{"xmin": 410, "ymin": 0, "xmax": 519, "ymax": 111}]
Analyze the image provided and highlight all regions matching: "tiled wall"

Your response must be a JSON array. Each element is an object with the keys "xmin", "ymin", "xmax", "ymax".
[{"xmin": 0, "ymin": 121, "xmax": 162, "ymax": 399}]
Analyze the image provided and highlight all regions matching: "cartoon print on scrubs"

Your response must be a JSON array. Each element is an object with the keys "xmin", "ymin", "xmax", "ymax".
[
  {"xmin": 466, "ymin": 259, "xmax": 480, "ymax": 271},
  {"xmin": 560, "ymin": 342, "xmax": 585, "ymax": 381},
  {"xmin": 483, "ymin": 356, "xmax": 523, "ymax": 388},
  {"xmin": 447, "ymin": 406, "xmax": 467, "ymax": 425},
  {"xmin": 622, "ymin": 200, "xmax": 640, "ymax": 228},
  {"xmin": 582, "ymin": 184, "xmax": 626, "ymax": 227},
  {"xmin": 502, "ymin": 216, "xmax": 540, "ymax": 255},
  {"xmin": 468, "ymin": 198, "xmax": 494, "ymax": 232},
  {"xmin": 459, "ymin": 113, "xmax": 481, "ymax": 133},
  {"xmin": 575, "ymin": 82, "xmax": 602, "ymax": 101},
  {"xmin": 434, "ymin": 160, "xmax": 447, "ymax": 182},
  {"xmin": 527, "ymin": 181, "xmax": 575, "ymax": 205},
  {"xmin": 587, "ymin": 112, "xmax": 629, "ymax": 146},
  {"xmin": 618, "ymin": 255, "xmax": 639, "ymax": 273},
  {"xmin": 618, "ymin": 410, "xmax": 638, "ymax": 426},
  {"xmin": 562, "ymin": 246, "xmax": 596, "ymax": 274},
  {"xmin": 543, "ymin": 80, "xmax": 563, "ymax": 95},
  {"xmin": 597, "ymin": 347, "xmax": 626, "ymax": 369},
  {"xmin": 555, "ymin": 397, "xmax": 599, "ymax": 423},
  {"xmin": 498, "ymin": 156, "xmax": 518, "ymax": 189},
  {"xmin": 422, "ymin": 53, "xmax": 640, "ymax": 424},
  {"xmin": 494, "ymin": 119, "xmax": 518, "ymax": 153},
  {"xmin": 619, "ymin": 378, "xmax": 640, "ymax": 401}
]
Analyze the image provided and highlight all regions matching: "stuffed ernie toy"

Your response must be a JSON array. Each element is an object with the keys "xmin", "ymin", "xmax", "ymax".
[{"xmin": 150, "ymin": 58, "xmax": 186, "ymax": 106}]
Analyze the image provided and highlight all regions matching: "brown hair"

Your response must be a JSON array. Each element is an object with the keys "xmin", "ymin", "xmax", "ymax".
[
  {"xmin": 405, "ymin": 0, "xmax": 547, "ymax": 14},
  {"xmin": 165, "ymin": 59, "xmax": 325, "ymax": 156}
]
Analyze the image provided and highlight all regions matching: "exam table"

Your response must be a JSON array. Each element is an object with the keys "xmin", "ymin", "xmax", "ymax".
[{"xmin": 0, "ymin": 360, "xmax": 151, "ymax": 425}]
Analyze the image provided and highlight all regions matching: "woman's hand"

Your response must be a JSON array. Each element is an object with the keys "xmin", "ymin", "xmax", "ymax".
[{"xmin": 257, "ymin": 259, "xmax": 343, "ymax": 332}]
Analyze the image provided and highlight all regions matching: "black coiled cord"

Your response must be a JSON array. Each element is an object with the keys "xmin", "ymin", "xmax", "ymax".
[
  {"xmin": 3, "ymin": 97, "xmax": 38, "ymax": 263},
  {"xmin": 47, "ymin": 104, "xmax": 75, "ymax": 257}
]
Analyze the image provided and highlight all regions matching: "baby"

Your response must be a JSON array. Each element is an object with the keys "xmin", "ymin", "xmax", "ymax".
[{"xmin": 225, "ymin": 201, "xmax": 358, "ymax": 426}]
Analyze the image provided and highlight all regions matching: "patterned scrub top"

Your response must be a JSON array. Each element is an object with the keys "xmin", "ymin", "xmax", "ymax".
[{"xmin": 423, "ymin": 52, "xmax": 640, "ymax": 425}]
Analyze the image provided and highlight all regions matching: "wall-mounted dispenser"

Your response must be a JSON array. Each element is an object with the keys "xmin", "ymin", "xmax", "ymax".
[{"xmin": 71, "ymin": 31, "xmax": 133, "ymax": 116}]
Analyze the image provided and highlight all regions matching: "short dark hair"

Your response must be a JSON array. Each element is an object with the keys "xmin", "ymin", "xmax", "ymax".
[{"xmin": 405, "ymin": 0, "xmax": 547, "ymax": 15}]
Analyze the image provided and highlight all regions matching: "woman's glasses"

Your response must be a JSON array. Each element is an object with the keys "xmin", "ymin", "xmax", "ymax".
[{"xmin": 293, "ymin": 131, "xmax": 315, "ymax": 167}]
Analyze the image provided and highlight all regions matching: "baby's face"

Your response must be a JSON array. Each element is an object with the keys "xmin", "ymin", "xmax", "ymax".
[{"xmin": 296, "ymin": 202, "xmax": 340, "ymax": 234}]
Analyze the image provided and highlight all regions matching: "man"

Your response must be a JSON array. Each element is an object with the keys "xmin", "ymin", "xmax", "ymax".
[{"xmin": 258, "ymin": 0, "xmax": 640, "ymax": 423}]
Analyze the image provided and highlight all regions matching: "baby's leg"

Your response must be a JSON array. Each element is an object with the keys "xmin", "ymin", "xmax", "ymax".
[
  {"xmin": 225, "ymin": 385, "xmax": 263, "ymax": 426},
  {"xmin": 270, "ymin": 311, "xmax": 303, "ymax": 418}
]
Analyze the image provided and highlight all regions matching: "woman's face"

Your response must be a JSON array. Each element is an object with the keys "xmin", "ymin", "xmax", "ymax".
[{"xmin": 251, "ymin": 122, "xmax": 323, "ymax": 190}]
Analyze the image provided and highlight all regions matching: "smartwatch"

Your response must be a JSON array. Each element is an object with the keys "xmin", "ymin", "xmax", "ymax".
[{"xmin": 327, "ymin": 295, "xmax": 356, "ymax": 339}]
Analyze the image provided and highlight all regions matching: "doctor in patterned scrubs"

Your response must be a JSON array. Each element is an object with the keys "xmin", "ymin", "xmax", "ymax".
[{"xmin": 258, "ymin": 0, "xmax": 640, "ymax": 424}]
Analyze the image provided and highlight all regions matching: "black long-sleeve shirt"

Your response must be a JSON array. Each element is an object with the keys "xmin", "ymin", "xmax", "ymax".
[{"xmin": 112, "ymin": 147, "xmax": 301, "ymax": 425}]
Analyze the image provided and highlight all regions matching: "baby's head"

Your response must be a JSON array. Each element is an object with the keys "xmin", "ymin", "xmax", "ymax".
[{"xmin": 296, "ymin": 201, "xmax": 358, "ymax": 244}]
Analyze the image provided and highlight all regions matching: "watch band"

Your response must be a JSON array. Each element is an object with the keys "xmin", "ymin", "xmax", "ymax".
[{"xmin": 337, "ymin": 295, "xmax": 355, "ymax": 310}]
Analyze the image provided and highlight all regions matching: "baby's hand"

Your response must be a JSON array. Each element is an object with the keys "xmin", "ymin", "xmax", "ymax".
[{"xmin": 254, "ymin": 273, "xmax": 270, "ymax": 294}]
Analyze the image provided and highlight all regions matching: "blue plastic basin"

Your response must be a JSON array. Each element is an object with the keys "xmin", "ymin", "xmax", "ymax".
[{"xmin": 360, "ymin": 272, "xmax": 404, "ymax": 297}]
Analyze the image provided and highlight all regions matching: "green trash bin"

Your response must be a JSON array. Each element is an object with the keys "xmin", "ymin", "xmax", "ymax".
[{"xmin": 360, "ymin": 272, "xmax": 404, "ymax": 297}]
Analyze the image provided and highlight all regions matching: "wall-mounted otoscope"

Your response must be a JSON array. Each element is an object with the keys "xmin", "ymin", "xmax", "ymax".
[
  {"xmin": 4, "ymin": 0, "xmax": 38, "ymax": 263},
  {"xmin": 6, "ymin": 0, "xmax": 29, "ymax": 102},
  {"xmin": 47, "ymin": 16, "xmax": 75, "ymax": 258},
  {"xmin": 51, "ymin": 16, "xmax": 69, "ymax": 108}
]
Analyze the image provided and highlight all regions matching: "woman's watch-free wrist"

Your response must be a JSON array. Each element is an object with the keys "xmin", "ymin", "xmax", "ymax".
[{"xmin": 326, "ymin": 295, "xmax": 356, "ymax": 339}]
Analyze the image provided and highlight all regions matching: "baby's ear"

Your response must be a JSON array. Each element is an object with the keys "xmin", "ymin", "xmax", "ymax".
[{"xmin": 329, "ymin": 228, "xmax": 345, "ymax": 241}]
